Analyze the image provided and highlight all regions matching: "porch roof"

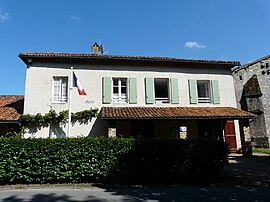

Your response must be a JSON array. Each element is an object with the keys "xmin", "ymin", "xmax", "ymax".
[{"xmin": 101, "ymin": 107, "xmax": 255, "ymax": 120}]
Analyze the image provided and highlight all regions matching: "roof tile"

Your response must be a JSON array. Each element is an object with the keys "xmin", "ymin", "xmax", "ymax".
[
  {"xmin": 0, "ymin": 96, "xmax": 24, "ymax": 121},
  {"xmin": 101, "ymin": 107, "xmax": 254, "ymax": 120}
]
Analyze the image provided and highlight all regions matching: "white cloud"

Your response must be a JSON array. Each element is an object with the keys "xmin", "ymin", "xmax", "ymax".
[
  {"xmin": 184, "ymin": 41, "xmax": 206, "ymax": 49},
  {"xmin": 69, "ymin": 15, "xmax": 83, "ymax": 22},
  {"xmin": 0, "ymin": 10, "xmax": 11, "ymax": 22}
]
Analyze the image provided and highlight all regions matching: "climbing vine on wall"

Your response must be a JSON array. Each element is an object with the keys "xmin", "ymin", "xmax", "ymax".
[
  {"xmin": 20, "ymin": 108, "xmax": 99, "ymax": 131},
  {"xmin": 72, "ymin": 109, "xmax": 99, "ymax": 124}
]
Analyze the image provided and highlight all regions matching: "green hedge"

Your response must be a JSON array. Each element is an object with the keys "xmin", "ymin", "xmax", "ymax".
[{"xmin": 0, "ymin": 137, "xmax": 228, "ymax": 185}]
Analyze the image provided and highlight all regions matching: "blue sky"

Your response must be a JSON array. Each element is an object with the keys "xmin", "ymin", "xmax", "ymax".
[{"xmin": 1, "ymin": 0, "xmax": 270, "ymax": 95}]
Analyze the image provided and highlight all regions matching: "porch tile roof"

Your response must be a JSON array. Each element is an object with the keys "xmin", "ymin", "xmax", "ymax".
[
  {"xmin": 0, "ymin": 96, "xmax": 24, "ymax": 121},
  {"xmin": 101, "ymin": 107, "xmax": 255, "ymax": 120}
]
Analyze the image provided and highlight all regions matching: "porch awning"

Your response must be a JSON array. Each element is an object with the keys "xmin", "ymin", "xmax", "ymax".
[{"xmin": 101, "ymin": 107, "xmax": 255, "ymax": 120}]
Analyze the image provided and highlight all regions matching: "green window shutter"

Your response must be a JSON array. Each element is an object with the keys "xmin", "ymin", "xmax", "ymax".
[
  {"xmin": 171, "ymin": 78, "xmax": 179, "ymax": 104},
  {"xmin": 102, "ymin": 77, "xmax": 111, "ymax": 104},
  {"xmin": 189, "ymin": 80, "xmax": 198, "ymax": 104},
  {"xmin": 211, "ymin": 80, "xmax": 220, "ymax": 104},
  {"xmin": 145, "ymin": 77, "xmax": 154, "ymax": 104},
  {"xmin": 129, "ymin": 78, "xmax": 137, "ymax": 104}
]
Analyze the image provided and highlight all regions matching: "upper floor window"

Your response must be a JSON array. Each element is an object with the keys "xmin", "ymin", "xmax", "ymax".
[
  {"xmin": 102, "ymin": 77, "xmax": 137, "ymax": 104},
  {"xmin": 145, "ymin": 77, "xmax": 179, "ymax": 104},
  {"xmin": 154, "ymin": 78, "xmax": 169, "ymax": 103},
  {"xmin": 189, "ymin": 80, "xmax": 220, "ymax": 104},
  {"xmin": 52, "ymin": 77, "xmax": 68, "ymax": 103},
  {"xmin": 197, "ymin": 80, "xmax": 211, "ymax": 103},
  {"xmin": 112, "ymin": 78, "xmax": 127, "ymax": 103}
]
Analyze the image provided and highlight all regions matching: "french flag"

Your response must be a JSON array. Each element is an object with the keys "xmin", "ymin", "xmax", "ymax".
[{"xmin": 73, "ymin": 72, "xmax": 87, "ymax": 95}]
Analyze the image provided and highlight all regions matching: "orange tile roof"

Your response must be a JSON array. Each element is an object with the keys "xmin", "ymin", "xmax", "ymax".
[
  {"xmin": 0, "ymin": 96, "xmax": 24, "ymax": 121},
  {"xmin": 101, "ymin": 107, "xmax": 254, "ymax": 120}
]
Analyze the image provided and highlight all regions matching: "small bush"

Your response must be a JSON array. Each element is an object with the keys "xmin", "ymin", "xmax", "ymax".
[{"xmin": 0, "ymin": 137, "xmax": 228, "ymax": 185}]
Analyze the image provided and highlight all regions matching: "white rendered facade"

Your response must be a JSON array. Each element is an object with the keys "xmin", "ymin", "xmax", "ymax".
[{"xmin": 21, "ymin": 53, "xmax": 244, "ymax": 149}]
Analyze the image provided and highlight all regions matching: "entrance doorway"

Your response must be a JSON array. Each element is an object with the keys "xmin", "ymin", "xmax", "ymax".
[{"xmin": 224, "ymin": 120, "xmax": 237, "ymax": 152}]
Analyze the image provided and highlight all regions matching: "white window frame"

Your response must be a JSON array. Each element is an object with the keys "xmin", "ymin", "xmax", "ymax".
[
  {"xmin": 154, "ymin": 78, "xmax": 170, "ymax": 103},
  {"xmin": 112, "ymin": 78, "xmax": 128, "ymax": 103},
  {"xmin": 197, "ymin": 80, "xmax": 212, "ymax": 103},
  {"xmin": 52, "ymin": 77, "xmax": 68, "ymax": 103}
]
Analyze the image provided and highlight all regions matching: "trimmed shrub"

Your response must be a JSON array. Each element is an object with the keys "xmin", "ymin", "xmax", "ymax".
[
  {"xmin": 0, "ymin": 137, "xmax": 228, "ymax": 185},
  {"xmin": 109, "ymin": 138, "xmax": 228, "ymax": 184}
]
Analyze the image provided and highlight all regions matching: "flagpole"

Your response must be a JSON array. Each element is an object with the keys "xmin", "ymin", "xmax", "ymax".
[{"xmin": 68, "ymin": 67, "xmax": 73, "ymax": 138}]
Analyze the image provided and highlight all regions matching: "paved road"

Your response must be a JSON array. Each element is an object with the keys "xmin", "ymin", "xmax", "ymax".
[
  {"xmin": 0, "ymin": 185, "xmax": 270, "ymax": 202},
  {"xmin": 223, "ymin": 152, "xmax": 270, "ymax": 186},
  {"xmin": 0, "ymin": 153, "xmax": 269, "ymax": 202}
]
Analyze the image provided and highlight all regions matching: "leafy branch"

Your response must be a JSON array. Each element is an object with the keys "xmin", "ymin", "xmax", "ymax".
[
  {"xmin": 20, "ymin": 108, "xmax": 99, "ymax": 130},
  {"xmin": 72, "ymin": 108, "xmax": 99, "ymax": 124}
]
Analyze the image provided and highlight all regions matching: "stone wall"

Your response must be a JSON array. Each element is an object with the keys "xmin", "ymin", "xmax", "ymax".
[{"xmin": 233, "ymin": 58, "xmax": 270, "ymax": 148}]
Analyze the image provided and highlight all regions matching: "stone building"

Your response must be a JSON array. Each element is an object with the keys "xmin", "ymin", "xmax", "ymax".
[{"xmin": 233, "ymin": 55, "xmax": 270, "ymax": 148}]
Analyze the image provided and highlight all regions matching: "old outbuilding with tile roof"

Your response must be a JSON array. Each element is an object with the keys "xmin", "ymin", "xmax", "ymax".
[{"xmin": 0, "ymin": 95, "xmax": 24, "ymax": 136}]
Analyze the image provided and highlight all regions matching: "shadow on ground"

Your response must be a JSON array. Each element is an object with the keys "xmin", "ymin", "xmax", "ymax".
[
  {"xmin": 2, "ymin": 193, "xmax": 106, "ymax": 202},
  {"xmin": 2, "ymin": 185, "xmax": 270, "ymax": 202},
  {"xmin": 221, "ymin": 153, "xmax": 270, "ymax": 186}
]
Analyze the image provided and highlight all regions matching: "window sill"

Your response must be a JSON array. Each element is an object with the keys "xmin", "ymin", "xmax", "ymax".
[
  {"xmin": 51, "ymin": 101, "xmax": 68, "ymax": 104},
  {"xmin": 155, "ymin": 98, "xmax": 170, "ymax": 104},
  {"xmin": 195, "ymin": 103, "xmax": 219, "ymax": 105},
  {"xmin": 198, "ymin": 98, "xmax": 211, "ymax": 103},
  {"xmin": 154, "ymin": 102, "xmax": 171, "ymax": 105},
  {"xmin": 111, "ymin": 102, "xmax": 128, "ymax": 104}
]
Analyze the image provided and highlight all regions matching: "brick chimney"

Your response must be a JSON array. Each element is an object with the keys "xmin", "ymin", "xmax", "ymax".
[{"xmin": 91, "ymin": 42, "xmax": 101, "ymax": 55}]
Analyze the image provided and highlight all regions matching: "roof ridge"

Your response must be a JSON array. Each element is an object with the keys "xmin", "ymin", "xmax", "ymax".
[{"xmin": 19, "ymin": 52, "xmax": 240, "ymax": 65}]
